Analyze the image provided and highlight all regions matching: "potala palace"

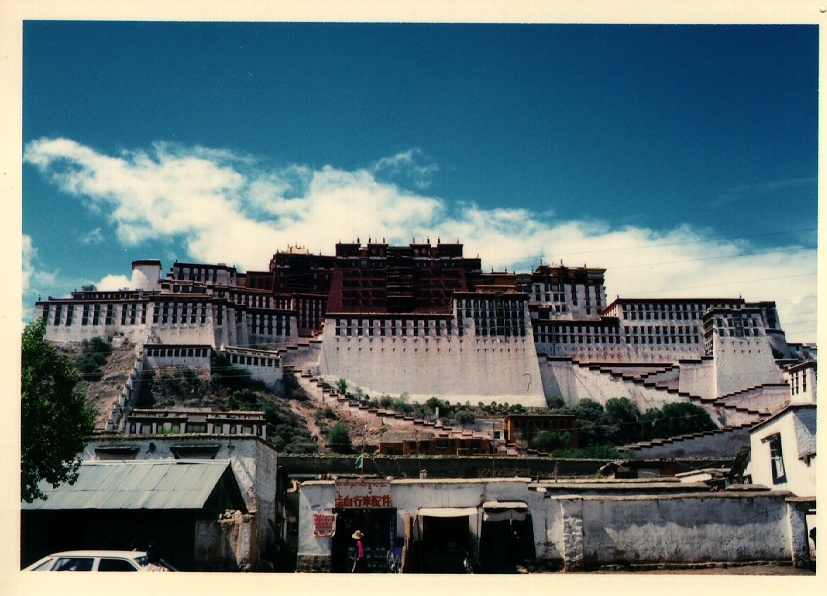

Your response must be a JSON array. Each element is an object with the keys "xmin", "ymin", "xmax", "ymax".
[{"xmin": 34, "ymin": 240, "xmax": 816, "ymax": 444}]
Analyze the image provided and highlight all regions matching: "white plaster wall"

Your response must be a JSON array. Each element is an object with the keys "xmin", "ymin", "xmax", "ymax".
[
  {"xmin": 318, "ymin": 332, "xmax": 546, "ymax": 406},
  {"xmin": 537, "ymin": 358, "xmax": 707, "ymax": 416},
  {"xmin": 640, "ymin": 366, "xmax": 680, "ymax": 389},
  {"xmin": 749, "ymin": 410, "xmax": 816, "ymax": 497},
  {"xmin": 570, "ymin": 493, "xmax": 794, "ymax": 565},
  {"xmin": 713, "ymin": 335, "xmax": 784, "ymax": 397},
  {"xmin": 296, "ymin": 482, "xmax": 337, "ymax": 558},
  {"xmin": 677, "ymin": 359, "xmax": 715, "ymax": 400},
  {"xmin": 718, "ymin": 384, "xmax": 789, "ymax": 413}
]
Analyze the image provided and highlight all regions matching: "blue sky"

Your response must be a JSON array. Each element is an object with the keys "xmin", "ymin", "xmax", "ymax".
[{"xmin": 21, "ymin": 22, "xmax": 817, "ymax": 342}]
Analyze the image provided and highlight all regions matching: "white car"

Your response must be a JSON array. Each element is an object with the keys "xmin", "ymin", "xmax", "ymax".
[{"xmin": 24, "ymin": 550, "xmax": 176, "ymax": 571}]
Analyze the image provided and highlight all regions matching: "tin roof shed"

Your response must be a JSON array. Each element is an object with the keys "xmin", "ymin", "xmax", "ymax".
[{"xmin": 22, "ymin": 460, "xmax": 246, "ymax": 512}]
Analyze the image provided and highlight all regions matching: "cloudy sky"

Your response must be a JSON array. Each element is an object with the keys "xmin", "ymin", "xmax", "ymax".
[{"xmin": 21, "ymin": 22, "xmax": 817, "ymax": 342}]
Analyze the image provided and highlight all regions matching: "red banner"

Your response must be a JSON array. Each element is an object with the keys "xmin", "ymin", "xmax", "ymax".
[{"xmin": 313, "ymin": 512, "xmax": 336, "ymax": 537}]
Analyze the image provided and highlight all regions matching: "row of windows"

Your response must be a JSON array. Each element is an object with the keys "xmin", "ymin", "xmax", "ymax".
[
  {"xmin": 145, "ymin": 347, "xmax": 210, "ymax": 358},
  {"xmin": 247, "ymin": 313, "xmax": 291, "ymax": 336},
  {"xmin": 152, "ymin": 301, "xmax": 209, "ymax": 325},
  {"xmin": 129, "ymin": 422, "xmax": 262, "ymax": 436},
  {"xmin": 226, "ymin": 352, "xmax": 280, "ymax": 368},
  {"xmin": 335, "ymin": 318, "xmax": 454, "ymax": 338},
  {"xmin": 455, "ymin": 299, "xmax": 526, "ymax": 310},
  {"xmin": 625, "ymin": 310, "xmax": 698, "ymax": 321}
]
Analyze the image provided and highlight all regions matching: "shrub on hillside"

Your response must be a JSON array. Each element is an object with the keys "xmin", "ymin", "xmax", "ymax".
[{"xmin": 326, "ymin": 424, "xmax": 353, "ymax": 454}]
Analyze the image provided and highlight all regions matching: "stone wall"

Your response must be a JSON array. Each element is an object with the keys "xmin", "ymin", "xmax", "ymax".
[{"xmin": 549, "ymin": 492, "xmax": 799, "ymax": 569}]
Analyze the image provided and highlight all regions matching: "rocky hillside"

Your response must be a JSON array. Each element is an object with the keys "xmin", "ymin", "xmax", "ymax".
[{"xmin": 57, "ymin": 338, "xmax": 365, "ymax": 454}]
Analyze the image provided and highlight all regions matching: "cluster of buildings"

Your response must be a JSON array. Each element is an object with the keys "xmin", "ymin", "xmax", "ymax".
[{"xmin": 26, "ymin": 239, "xmax": 816, "ymax": 572}]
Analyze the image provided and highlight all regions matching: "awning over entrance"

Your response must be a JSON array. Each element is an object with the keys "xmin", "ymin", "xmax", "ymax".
[
  {"xmin": 417, "ymin": 507, "xmax": 478, "ymax": 518},
  {"xmin": 481, "ymin": 501, "xmax": 528, "ymax": 522}
]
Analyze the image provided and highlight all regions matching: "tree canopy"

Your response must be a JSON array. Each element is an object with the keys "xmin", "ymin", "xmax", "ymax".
[{"xmin": 21, "ymin": 319, "xmax": 96, "ymax": 502}]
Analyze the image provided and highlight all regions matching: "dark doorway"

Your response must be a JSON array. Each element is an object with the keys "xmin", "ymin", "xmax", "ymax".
[
  {"xmin": 478, "ymin": 516, "xmax": 535, "ymax": 572},
  {"xmin": 330, "ymin": 508, "xmax": 396, "ymax": 573},
  {"xmin": 419, "ymin": 515, "xmax": 469, "ymax": 573}
]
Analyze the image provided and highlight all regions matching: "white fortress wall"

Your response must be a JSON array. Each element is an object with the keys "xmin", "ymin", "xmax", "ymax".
[
  {"xmin": 537, "ymin": 357, "xmax": 722, "ymax": 422},
  {"xmin": 638, "ymin": 365, "xmax": 681, "ymax": 389},
  {"xmin": 716, "ymin": 384, "xmax": 790, "ymax": 413},
  {"xmin": 676, "ymin": 358, "xmax": 716, "ymax": 400},
  {"xmin": 317, "ymin": 317, "xmax": 546, "ymax": 406},
  {"xmin": 712, "ymin": 335, "xmax": 785, "ymax": 398}
]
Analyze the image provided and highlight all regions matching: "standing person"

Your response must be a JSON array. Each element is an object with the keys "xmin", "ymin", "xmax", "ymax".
[
  {"xmin": 140, "ymin": 544, "xmax": 170, "ymax": 572},
  {"xmin": 351, "ymin": 530, "xmax": 366, "ymax": 573}
]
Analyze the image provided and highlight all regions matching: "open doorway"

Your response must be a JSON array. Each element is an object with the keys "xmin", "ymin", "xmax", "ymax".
[
  {"xmin": 415, "ymin": 511, "xmax": 473, "ymax": 573},
  {"xmin": 330, "ymin": 508, "xmax": 396, "ymax": 573}
]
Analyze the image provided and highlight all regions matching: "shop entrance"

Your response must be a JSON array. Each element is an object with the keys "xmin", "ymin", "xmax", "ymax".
[
  {"xmin": 478, "ymin": 502, "xmax": 535, "ymax": 571},
  {"xmin": 331, "ymin": 508, "xmax": 397, "ymax": 573},
  {"xmin": 414, "ymin": 509, "xmax": 475, "ymax": 573}
]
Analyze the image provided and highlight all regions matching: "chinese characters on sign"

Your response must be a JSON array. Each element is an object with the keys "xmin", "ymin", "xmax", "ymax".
[
  {"xmin": 313, "ymin": 512, "xmax": 336, "ymax": 537},
  {"xmin": 334, "ymin": 479, "xmax": 392, "ymax": 509}
]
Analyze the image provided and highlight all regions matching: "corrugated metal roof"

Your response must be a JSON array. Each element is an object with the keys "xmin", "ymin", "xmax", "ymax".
[{"xmin": 22, "ymin": 460, "xmax": 232, "ymax": 511}]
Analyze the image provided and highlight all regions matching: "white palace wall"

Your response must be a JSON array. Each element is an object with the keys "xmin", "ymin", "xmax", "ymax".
[
  {"xmin": 538, "ymin": 358, "xmax": 693, "ymax": 413},
  {"xmin": 712, "ymin": 335, "xmax": 785, "ymax": 398},
  {"xmin": 317, "ymin": 322, "xmax": 546, "ymax": 407}
]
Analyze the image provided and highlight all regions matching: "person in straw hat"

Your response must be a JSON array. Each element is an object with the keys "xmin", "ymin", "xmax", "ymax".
[{"xmin": 351, "ymin": 530, "xmax": 366, "ymax": 572}]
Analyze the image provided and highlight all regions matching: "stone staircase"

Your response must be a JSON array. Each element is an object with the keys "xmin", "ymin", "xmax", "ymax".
[
  {"xmin": 289, "ymin": 371, "xmax": 519, "ymax": 456},
  {"xmin": 567, "ymin": 357, "xmax": 773, "ymax": 430}
]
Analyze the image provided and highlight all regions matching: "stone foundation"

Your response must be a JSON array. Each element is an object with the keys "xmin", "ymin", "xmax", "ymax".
[{"xmin": 296, "ymin": 554, "xmax": 331, "ymax": 573}]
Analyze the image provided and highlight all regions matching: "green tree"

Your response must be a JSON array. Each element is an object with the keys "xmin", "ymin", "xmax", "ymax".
[
  {"xmin": 561, "ymin": 398, "xmax": 608, "ymax": 447},
  {"xmin": 21, "ymin": 319, "xmax": 96, "ymax": 502},
  {"xmin": 327, "ymin": 424, "xmax": 353, "ymax": 454},
  {"xmin": 531, "ymin": 430, "xmax": 572, "ymax": 452},
  {"xmin": 455, "ymin": 410, "xmax": 476, "ymax": 425},
  {"xmin": 337, "ymin": 378, "xmax": 348, "ymax": 394},
  {"xmin": 604, "ymin": 397, "xmax": 641, "ymax": 444}
]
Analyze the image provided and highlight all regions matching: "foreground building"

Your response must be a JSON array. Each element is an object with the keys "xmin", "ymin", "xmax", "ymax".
[
  {"xmin": 22, "ymin": 434, "xmax": 289, "ymax": 571},
  {"xmin": 295, "ymin": 476, "xmax": 814, "ymax": 572}
]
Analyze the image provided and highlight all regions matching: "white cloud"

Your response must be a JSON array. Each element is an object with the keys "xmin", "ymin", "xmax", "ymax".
[
  {"xmin": 24, "ymin": 138, "xmax": 817, "ymax": 342},
  {"xmin": 372, "ymin": 149, "xmax": 438, "ymax": 189},
  {"xmin": 80, "ymin": 227, "xmax": 105, "ymax": 244},
  {"xmin": 96, "ymin": 274, "xmax": 131, "ymax": 291},
  {"xmin": 22, "ymin": 234, "xmax": 57, "ymax": 297}
]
